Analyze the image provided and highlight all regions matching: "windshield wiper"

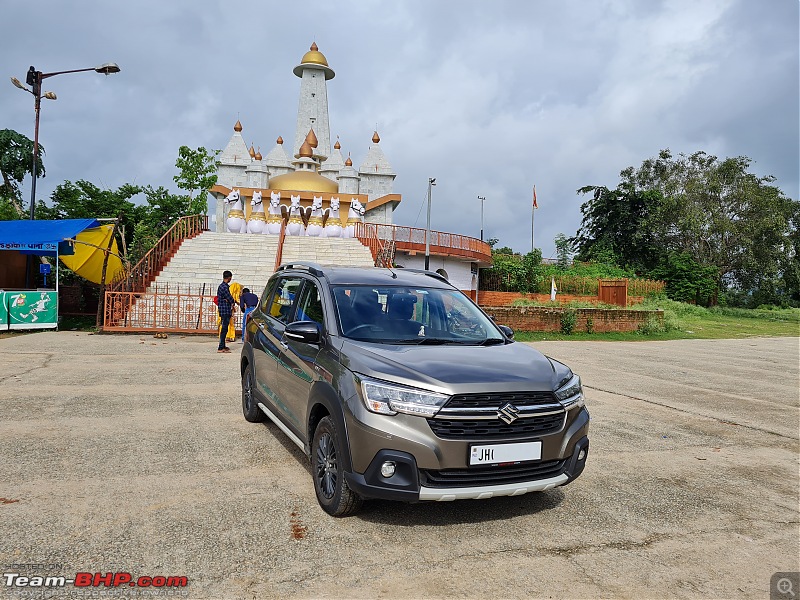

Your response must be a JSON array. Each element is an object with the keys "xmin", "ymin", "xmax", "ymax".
[
  {"xmin": 478, "ymin": 338, "xmax": 506, "ymax": 345},
  {"xmin": 394, "ymin": 338, "xmax": 451, "ymax": 345}
]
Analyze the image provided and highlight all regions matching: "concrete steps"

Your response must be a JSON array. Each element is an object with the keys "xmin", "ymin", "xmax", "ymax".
[{"xmin": 146, "ymin": 231, "xmax": 375, "ymax": 296}]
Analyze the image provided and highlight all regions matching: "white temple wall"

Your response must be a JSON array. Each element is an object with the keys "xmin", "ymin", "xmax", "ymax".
[{"xmin": 393, "ymin": 253, "xmax": 477, "ymax": 291}]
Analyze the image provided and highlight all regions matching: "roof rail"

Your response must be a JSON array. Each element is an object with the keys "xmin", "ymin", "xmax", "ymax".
[
  {"xmin": 276, "ymin": 261, "xmax": 325, "ymax": 277},
  {"xmin": 402, "ymin": 268, "xmax": 452, "ymax": 286}
]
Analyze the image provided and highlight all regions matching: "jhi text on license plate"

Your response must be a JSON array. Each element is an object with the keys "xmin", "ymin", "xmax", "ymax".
[{"xmin": 470, "ymin": 441, "xmax": 542, "ymax": 465}]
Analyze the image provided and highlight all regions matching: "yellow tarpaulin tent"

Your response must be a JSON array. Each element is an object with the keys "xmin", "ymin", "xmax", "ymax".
[{"xmin": 59, "ymin": 224, "xmax": 124, "ymax": 284}]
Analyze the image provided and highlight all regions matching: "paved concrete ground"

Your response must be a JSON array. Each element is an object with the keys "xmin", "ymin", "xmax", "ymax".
[{"xmin": 0, "ymin": 332, "xmax": 797, "ymax": 599}]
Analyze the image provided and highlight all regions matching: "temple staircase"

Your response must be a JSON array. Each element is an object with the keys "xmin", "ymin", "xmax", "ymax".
[{"xmin": 148, "ymin": 231, "xmax": 376, "ymax": 295}]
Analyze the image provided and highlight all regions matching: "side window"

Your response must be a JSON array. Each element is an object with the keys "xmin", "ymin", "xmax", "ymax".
[
  {"xmin": 259, "ymin": 278, "xmax": 278, "ymax": 312},
  {"xmin": 294, "ymin": 282, "xmax": 325, "ymax": 328},
  {"xmin": 266, "ymin": 277, "xmax": 303, "ymax": 324}
]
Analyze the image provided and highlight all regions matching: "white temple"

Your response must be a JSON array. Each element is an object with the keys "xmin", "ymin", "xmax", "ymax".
[{"xmin": 213, "ymin": 42, "xmax": 400, "ymax": 229}]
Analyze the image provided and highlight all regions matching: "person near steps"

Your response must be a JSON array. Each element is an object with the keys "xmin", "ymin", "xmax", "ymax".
[{"xmin": 217, "ymin": 270, "xmax": 235, "ymax": 353}]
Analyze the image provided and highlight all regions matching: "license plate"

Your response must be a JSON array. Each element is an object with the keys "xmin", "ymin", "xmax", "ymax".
[{"xmin": 469, "ymin": 441, "xmax": 542, "ymax": 466}]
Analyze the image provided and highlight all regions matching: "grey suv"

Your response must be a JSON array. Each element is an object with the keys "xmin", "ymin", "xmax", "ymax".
[{"xmin": 240, "ymin": 263, "xmax": 589, "ymax": 516}]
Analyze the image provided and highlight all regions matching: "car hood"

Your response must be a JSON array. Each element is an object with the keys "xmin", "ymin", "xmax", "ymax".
[{"xmin": 338, "ymin": 339, "xmax": 570, "ymax": 395}]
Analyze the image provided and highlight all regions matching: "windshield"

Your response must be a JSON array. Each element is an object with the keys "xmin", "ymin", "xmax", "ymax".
[{"xmin": 332, "ymin": 285, "xmax": 505, "ymax": 344}]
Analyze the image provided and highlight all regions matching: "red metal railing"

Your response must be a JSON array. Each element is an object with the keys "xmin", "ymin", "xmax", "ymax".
[
  {"xmin": 109, "ymin": 215, "xmax": 208, "ymax": 293},
  {"xmin": 355, "ymin": 222, "xmax": 492, "ymax": 264},
  {"xmin": 273, "ymin": 219, "xmax": 287, "ymax": 272}
]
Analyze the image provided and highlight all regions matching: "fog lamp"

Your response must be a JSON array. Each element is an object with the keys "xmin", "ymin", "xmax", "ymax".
[
  {"xmin": 380, "ymin": 461, "xmax": 396, "ymax": 478},
  {"xmin": 577, "ymin": 449, "xmax": 586, "ymax": 461}
]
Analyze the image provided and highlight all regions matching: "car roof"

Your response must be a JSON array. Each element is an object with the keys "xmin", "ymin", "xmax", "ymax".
[{"xmin": 276, "ymin": 264, "xmax": 454, "ymax": 288}]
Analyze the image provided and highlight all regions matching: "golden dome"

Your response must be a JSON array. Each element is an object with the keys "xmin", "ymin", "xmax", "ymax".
[
  {"xmin": 248, "ymin": 145, "xmax": 256, "ymax": 158},
  {"xmin": 345, "ymin": 153, "xmax": 353, "ymax": 167},
  {"xmin": 255, "ymin": 148, "xmax": 262, "ymax": 160},
  {"xmin": 269, "ymin": 170, "xmax": 338, "ymax": 193},
  {"xmin": 306, "ymin": 128, "xmax": 318, "ymax": 148},
  {"xmin": 294, "ymin": 42, "xmax": 335, "ymax": 80},
  {"xmin": 276, "ymin": 136, "xmax": 283, "ymax": 145},
  {"xmin": 334, "ymin": 139, "xmax": 341, "ymax": 150},
  {"xmin": 298, "ymin": 140, "xmax": 313, "ymax": 158},
  {"xmin": 300, "ymin": 42, "xmax": 329, "ymax": 67},
  {"xmin": 372, "ymin": 131, "xmax": 381, "ymax": 143},
  {"xmin": 234, "ymin": 120, "xmax": 243, "ymax": 132}
]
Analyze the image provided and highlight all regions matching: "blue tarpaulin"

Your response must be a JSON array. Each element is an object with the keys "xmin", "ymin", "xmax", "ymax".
[{"xmin": 0, "ymin": 219, "xmax": 100, "ymax": 256}]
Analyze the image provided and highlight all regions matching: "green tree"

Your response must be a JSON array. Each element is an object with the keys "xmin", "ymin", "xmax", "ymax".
[
  {"xmin": 554, "ymin": 233, "xmax": 572, "ymax": 270},
  {"xmin": 574, "ymin": 149, "xmax": 799, "ymax": 306},
  {"xmin": 0, "ymin": 129, "xmax": 45, "ymax": 218},
  {"xmin": 173, "ymin": 146, "xmax": 220, "ymax": 216}
]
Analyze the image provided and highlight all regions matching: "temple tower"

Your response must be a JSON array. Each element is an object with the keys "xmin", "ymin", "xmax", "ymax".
[{"xmin": 292, "ymin": 43, "xmax": 335, "ymax": 161}]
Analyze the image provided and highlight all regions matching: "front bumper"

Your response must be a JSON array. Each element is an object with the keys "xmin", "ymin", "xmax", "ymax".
[{"xmin": 343, "ymin": 402, "xmax": 590, "ymax": 502}]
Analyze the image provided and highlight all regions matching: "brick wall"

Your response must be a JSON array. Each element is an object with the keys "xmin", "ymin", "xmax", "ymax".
[
  {"xmin": 476, "ymin": 290, "xmax": 644, "ymax": 307},
  {"xmin": 483, "ymin": 306, "xmax": 663, "ymax": 333}
]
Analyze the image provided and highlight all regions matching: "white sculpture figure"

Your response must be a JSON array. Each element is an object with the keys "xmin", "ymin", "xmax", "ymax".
[
  {"xmin": 343, "ymin": 197, "xmax": 365, "ymax": 238},
  {"xmin": 265, "ymin": 191, "xmax": 283, "ymax": 235},
  {"xmin": 286, "ymin": 194, "xmax": 305, "ymax": 236},
  {"xmin": 224, "ymin": 189, "xmax": 247, "ymax": 233},
  {"xmin": 247, "ymin": 191, "xmax": 267, "ymax": 234},
  {"xmin": 323, "ymin": 197, "xmax": 342, "ymax": 238},
  {"xmin": 305, "ymin": 196, "xmax": 325, "ymax": 237}
]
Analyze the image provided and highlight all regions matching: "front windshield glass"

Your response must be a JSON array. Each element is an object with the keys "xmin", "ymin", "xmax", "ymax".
[{"xmin": 332, "ymin": 285, "xmax": 505, "ymax": 344}]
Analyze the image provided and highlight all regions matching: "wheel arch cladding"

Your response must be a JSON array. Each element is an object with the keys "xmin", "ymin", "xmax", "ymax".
[{"xmin": 308, "ymin": 381, "xmax": 354, "ymax": 473}]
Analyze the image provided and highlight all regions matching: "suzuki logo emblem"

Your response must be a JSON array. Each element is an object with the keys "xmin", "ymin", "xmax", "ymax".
[{"xmin": 497, "ymin": 402, "xmax": 520, "ymax": 424}]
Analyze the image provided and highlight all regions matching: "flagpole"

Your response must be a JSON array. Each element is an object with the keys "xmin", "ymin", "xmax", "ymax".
[
  {"xmin": 531, "ymin": 185, "xmax": 537, "ymax": 253},
  {"xmin": 531, "ymin": 204, "xmax": 535, "ymax": 253}
]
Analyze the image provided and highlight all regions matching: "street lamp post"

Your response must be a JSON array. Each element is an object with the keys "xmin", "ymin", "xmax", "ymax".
[
  {"xmin": 478, "ymin": 195, "xmax": 485, "ymax": 241},
  {"xmin": 424, "ymin": 178, "xmax": 436, "ymax": 270},
  {"xmin": 11, "ymin": 62, "xmax": 120, "ymax": 286}
]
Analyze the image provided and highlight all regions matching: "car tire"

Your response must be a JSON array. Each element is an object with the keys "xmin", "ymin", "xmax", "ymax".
[
  {"xmin": 242, "ymin": 363, "xmax": 265, "ymax": 423},
  {"xmin": 312, "ymin": 416, "xmax": 363, "ymax": 517}
]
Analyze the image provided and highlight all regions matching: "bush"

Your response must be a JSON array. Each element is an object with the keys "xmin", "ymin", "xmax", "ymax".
[
  {"xmin": 560, "ymin": 309, "xmax": 577, "ymax": 335},
  {"xmin": 637, "ymin": 315, "xmax": 665, "ymax": 335}
]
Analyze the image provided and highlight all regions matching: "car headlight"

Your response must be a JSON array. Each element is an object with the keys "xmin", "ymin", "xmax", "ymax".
[
  {"xmin": 555, "ymin": 373, "xmax": 584, "ymax": 410},
  {"xmin": 357, "ymin": 375, "xmax": 450, "ymax": 417}
]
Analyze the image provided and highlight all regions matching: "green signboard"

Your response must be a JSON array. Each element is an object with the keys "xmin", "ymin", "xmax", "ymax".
[
  {"xmin": 0, "ymin": 291, "xmax": 7, "ymax": 331},
  {"xmin": 8, "ymin": 290, "xmax": 58, "ymax": 330}
]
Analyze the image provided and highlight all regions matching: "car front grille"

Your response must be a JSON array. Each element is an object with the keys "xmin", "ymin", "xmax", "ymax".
[
  {"xmin": 444, "ymin": 391, "xmax": 557, "ymax": 409},
  {"xmin": 427, "ymin": 412, "xmax": 565, "ymax": 440},
  {"xmin": 420, "ymin": 459, "xmax": 567, "ymax": 488}
]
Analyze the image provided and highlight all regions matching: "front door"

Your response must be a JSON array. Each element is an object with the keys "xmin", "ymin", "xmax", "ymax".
[
  {"xmin": 274, "ymin": 280, "xmax": 325, "ymax": 436},
  {"xmin": 252, "ymin": 276, "xmax": 303, "ymax": 429}
]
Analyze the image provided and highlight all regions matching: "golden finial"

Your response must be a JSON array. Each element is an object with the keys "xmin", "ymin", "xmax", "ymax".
[
  {"xmin": 310, "ymin": 41, "xmax": 318, "ymax": 51},
  {"xmin": 345, "ymin": 153, "xmax": 352, "ymax": 167},
  {"xmin": 334, "ymin": 137, "xmax": 341, "ymax": 150},
  {"xmin": 255, "ymin": 147, "xmax": 262, "ymax": 161},
  {"xmin": 248, "ymin": 145, "xmax": 256, "ymax": 158},
  {"xmin": 277, "ymin": 136, "xmax": 283, "ymax": 145},
  {"xmin": 234, "ymin": 120, "xmax": 243, "ymax": 132},
  {"xmin": 306, "ymin": 128, "xmax": 318, "ymax": 149},
  {"xmin": 299, "ymin": 140, "xmax": 313, "ymax": 158},
  {"xmin": 372, "ymin": 131, "xmax": 380, "ymax": 144}
]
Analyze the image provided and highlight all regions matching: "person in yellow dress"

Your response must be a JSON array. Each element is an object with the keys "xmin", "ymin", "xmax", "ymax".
[{"xmin": 217, "ymin": 281, "xmax": 243, "ymax": 342}]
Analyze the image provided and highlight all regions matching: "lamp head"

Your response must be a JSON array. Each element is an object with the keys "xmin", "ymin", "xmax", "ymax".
[
  {"xmin": 43, "ymin": 91, "xmax": 57, "ymax": 100},
  {"xmin": 10, "ymin": 77, "xmax": 26, "ymax": 90},
  {"xmin": 94, "ymin": 63, "xmax": 121, "ymax": 75}
]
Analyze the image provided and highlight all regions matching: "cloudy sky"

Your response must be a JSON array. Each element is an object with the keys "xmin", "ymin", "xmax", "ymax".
[{"xmin": 3, "ymin": 0, "xmax": 798, "ymax": 258}]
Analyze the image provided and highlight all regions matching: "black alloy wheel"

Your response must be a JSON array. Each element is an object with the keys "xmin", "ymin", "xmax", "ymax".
[
  {"xmin": 312, "ymin": 416, "xmax": 363, "ymax": 517},
  {"xmin": 242, "ymin": 363, "xmax": 265, "ymax": 423}
]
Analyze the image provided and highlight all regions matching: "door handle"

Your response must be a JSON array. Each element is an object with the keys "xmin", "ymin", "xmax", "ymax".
[{"xmin": 280, "ymin": 341, "xmax": 289, "ymax": 350}]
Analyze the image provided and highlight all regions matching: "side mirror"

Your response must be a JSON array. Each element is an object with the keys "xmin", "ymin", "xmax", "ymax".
[
  {"xmin": 498, "ymin": 325, "xmax": 514, "ymax": 340},
  {"xmin": 285, "ymin": 321, "xmax": 322, "ymax": 344}
]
